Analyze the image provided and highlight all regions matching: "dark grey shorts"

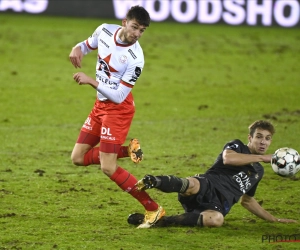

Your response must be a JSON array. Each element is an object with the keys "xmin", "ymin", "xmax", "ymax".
[{"xmin": 178, "ymin": 175, "xmax": 228, "ymax": 216}]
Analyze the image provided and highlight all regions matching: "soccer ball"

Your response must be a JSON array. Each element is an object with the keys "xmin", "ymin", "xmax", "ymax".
[{"xmin": 271, "ymin": 147, "xmax": 300, "ymax": 177}]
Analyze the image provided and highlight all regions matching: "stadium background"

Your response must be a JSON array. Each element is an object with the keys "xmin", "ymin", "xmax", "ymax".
[
  {"xmin": 0, "ymin": 0, "xmax": 299, "ymax": 249},
  {"xmin": 0, "ymin": 0, "xmax": 300, "ymax": 27}
]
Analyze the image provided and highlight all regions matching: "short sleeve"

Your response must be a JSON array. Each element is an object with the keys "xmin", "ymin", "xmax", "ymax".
[
  {"xmin": 223, "ymin": 139, "xmax": 244, "ymax": 154},
  {"xmin": 86, "ymin": 25, "xmax": 104, "ymax": 50},
  {"xmin": 121, "ymin": 45, "xmax": 144, "ymax": 86},
  {"xmin": 245, "ymin": 181, "xmax": 259, "ymax": 197}
]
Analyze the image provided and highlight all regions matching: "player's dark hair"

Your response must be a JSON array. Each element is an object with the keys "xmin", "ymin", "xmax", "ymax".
[
  {"xmin": 126, "ymin": 5, "xmax": 151, "ymax": 27},
  {"xmin": 248, "ymin": 120, "xmax": 275, "ymax": 137}
]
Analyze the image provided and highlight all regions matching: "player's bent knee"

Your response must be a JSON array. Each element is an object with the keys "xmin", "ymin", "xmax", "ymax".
[
  {"xmin": 71, "ymin": 143, "xmax": 91, "ymax": 166},
  {"xmin": 183, "ymin": 177, "xmax": 200, "ymax": 196},
  {"xmin": 202, "ymin": 211, "xmax": 224, "ymax": 227},
  {"xmin": 211, "ymin": 213, "xmax": 224, "ymax": 227},
  {"xmin": 71, "ymin": 153, "xmax": 84, "ymax": 166},
  {"xmin": 99, "ymin": 164, "xmax": 115, "ymax": 177},
  {"xmin": 71, "ymin": 159, "xmax": 84, "ymax": 166}
]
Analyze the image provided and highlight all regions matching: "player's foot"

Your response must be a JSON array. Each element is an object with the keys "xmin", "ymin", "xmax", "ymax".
[
  {"xmin": 135, "ymin": 174, "xmax": 158, "ymax": 191},
  {"xmin": 128, "ymin": 139, "xmax": 143, "ymax": 164},
  {"xmin": 137, "ymin": 206, "xmax": 166, "ymax": 229},
  {"xmin": 127, "ymin": 213, "xmax": 145, "ymax": 225}
]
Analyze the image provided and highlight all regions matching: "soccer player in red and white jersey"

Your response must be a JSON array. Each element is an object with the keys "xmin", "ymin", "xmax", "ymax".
[{"xmin": 69, "ymin": 5, "xmax": 165, "ymax": 228}]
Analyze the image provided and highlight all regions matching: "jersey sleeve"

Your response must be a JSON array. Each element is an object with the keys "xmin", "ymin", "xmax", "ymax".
[
  {"xmin": 223, "ymin": 139, "xmax": 245, "ymax": 153},
  {"xmin": 121, "ymin": 46, "xmax": 144, "ymax": 86},
  {"xmin": 85, "ymin": 24, "xmax": 104, "ymax": 50},
  {"xmin": 74, "ymin": 24, "xmax": 103, "ymax": 55},
  {"xmin": 122, "ymin": 64, "xmax": 143, "ymax": 86},
  {"xmin": 96, "ymin": 82, "xmax": 132, "ymax": 104},
  {"xmin": 245, "ymin": 181, "xmax": 259, "ymax": 197}
]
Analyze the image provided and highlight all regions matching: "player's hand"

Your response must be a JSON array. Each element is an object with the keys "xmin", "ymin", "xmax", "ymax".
[
  {"xmin": 262, "ymin": 154, "xmax": 272, "ymax": 163},
  {"xmin": 73, "ymin": 72, "xmax": 92, "ymax": 85},
  {"xmin": 69, "ymin": 46, "xmax": 83, "ymax": 68},
  {"xmin": 277, "ymin": 218, "xmax": 298, "ymax": 223}
]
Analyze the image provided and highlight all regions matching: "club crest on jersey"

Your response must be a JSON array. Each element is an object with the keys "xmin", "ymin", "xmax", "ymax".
[{"xmin": 119, "ymin": 55, "xmax": 127, "ymax": 64}]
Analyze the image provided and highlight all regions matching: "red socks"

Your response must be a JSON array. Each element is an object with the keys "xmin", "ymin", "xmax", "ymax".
[
  {"xmin": 83, "ymin": 147, "xmax": 157, "ymax": 211},
  {"xmin": 110, "ymin": 167, "xmax": 158, "ymax": 211},
  {"xmin": 117, "ymin": 146, "xmax": 129, "ymax": 158},
  {"xmin": 83, "ymin": 147, "xmax": 100, "ymax": 166},
  {"xmin": 83, "ymin": 146, "xmax": 129, "ymax": 166}
]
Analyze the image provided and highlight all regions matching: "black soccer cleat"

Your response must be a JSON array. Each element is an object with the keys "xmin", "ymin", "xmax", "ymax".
[
  {"xmin": 127, "ymin": 213, "xmax": 145, "ymax": 225},
  {"xmin": 135, "ymin": 175, "xmax": 158, "ymax": 191}
]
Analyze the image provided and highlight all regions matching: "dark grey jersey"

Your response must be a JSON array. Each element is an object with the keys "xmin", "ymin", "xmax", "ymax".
[{"xmin": 205, "ymin": 139, "xmax": 264, "ymax": 210}]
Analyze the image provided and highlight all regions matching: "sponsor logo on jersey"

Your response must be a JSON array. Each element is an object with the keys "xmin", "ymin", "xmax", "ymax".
[
  {"xmin": 102, "ymin": 27, "xmax": 113, "ymax": 37},
  {"xmin": 129, "ymin": 66, "xmax": 141, "ymax": 83},
  {"xmin": 100, "ymin": 39, "xmax": 109, "ymax": 48},
  {"xmin": 96, "ymin": 74, "xmax": 117, "ymax": 88},
  {"xmin": 128, "ymin": 49, "xmax": 137, "ymax": 59},
  {"xmin": 97, "ymin": 54, "xmax": 118, "ymax": 78},
  {"xmin": 232, "ymin": 171, "xmax": 251, "ymax": 194}
]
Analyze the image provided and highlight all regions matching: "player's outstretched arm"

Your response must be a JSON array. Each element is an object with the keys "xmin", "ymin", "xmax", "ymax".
[
  {"xmin": 223, "ymin": 149, "xmax": 272, "ymax": 166},
  {"xmin": 240, "ymin": 194, "xmax": 297, "ymax": 223},
  {"xmin": 69, "ymin": 46, "xmax": 83, "ymax": 68}
]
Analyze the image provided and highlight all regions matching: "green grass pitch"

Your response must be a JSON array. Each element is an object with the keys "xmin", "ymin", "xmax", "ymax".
[{"xmin": 0, "ymin": 13, "xmax": 299, "ymax": 250}]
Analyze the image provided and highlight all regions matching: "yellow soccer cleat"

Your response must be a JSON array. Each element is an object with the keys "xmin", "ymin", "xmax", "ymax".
[
  {"xmin": 137, "ymin": 206, "xmax": 166, "ymax": 229},
  {"xmin": 128, "ymin": 138, "xmax": 143, "ymax": 164}
]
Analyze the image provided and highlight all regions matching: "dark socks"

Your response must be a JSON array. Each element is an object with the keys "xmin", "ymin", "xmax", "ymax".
[
  {"xmin": 155, "ymin": 175, "xmax": 189, "ymax": 193},
  {"xmin": 128, "ymin": 213, "xmax": 203, "ymax": 227},
  {"xmin": 158, "ymin": 213, "xmax": 203, "ymax": 227}
]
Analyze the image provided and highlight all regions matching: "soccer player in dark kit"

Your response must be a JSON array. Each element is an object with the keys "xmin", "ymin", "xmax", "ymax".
[{"xmin": 128, "ymin": 120, "xmax": 297, "ymax": 227}]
